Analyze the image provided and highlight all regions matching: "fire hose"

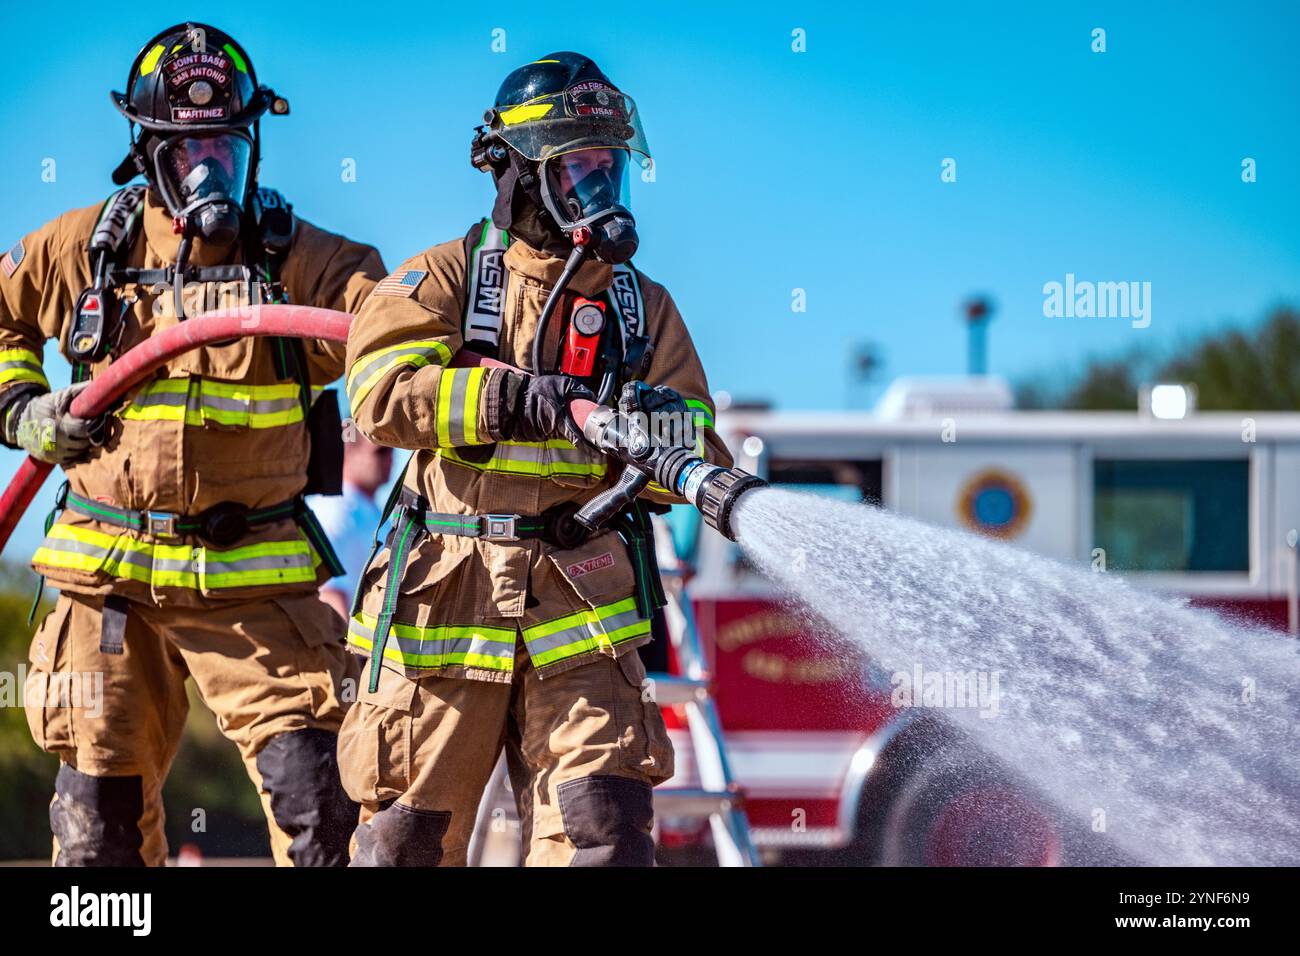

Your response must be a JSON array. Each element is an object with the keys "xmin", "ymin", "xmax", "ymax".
[
  {"xmin": 0, "ymin": 304, "xmax": 764, "ymax": 554},
  {"xmin": 0, "ymin": 305, "xmax": 351, "ymax": 553}
]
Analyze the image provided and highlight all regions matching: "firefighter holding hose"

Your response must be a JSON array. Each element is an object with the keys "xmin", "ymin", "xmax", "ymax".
[
  {"xmin": 0, "ymin": 23, "xmax": 385, "ymax": 866},
  {"xmin": 339, "ymin": 52, "xmax": 734, "ymax": 865}
]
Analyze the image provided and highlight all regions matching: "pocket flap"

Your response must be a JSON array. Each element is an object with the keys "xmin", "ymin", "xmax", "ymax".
[
  {"xmin": 271, "ymin": 594, "xmax": 346, "ymax": 648},
  {"xmin": 28, "ymin": 600, "xmax": 72, "ymax": 671},
  {"xmin": 359, "ymin": 664, "xmax": 418, "ymax": 714},
  {"xmin": 362, "ymin": 533, "xmax": 474, "ymax": 597},
  {"xmin": 546, "ymin": 531, "xmax": 636, "ymax": 607}
]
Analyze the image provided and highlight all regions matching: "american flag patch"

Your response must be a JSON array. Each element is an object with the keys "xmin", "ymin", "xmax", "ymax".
[
  {"xmin": 373, "ymin": 268, "xmax": 428, "ymax": 298},
  {"xmin": 1, "ymin": 239, "xmax": 24, "ymax": 278}
]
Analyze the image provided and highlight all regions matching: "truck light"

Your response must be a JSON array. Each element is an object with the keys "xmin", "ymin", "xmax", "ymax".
[{"xmin": 1141, "ymin": 383, "xmax": 1196, "ymax": 420}]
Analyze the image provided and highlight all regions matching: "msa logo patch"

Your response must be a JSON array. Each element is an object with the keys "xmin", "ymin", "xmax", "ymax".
[
  {"xmin": 610, "ymin": 270, "xmax": 640, "ymax": 336},
  {"xmin": 473, "ymin": 248, "xmax": 505, "ymax": 316},
  {"xmin": 567, "ymin": 552, "xmax": 615, "ymax": 578}
]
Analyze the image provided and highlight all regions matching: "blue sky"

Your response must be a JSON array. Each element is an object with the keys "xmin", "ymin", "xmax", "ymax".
[{"xmin": 1, "ymin": 1, "xmax": 1297, "ymax": 555}]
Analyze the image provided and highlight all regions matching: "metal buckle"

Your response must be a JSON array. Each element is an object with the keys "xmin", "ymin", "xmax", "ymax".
[
  {"xmin": 146, "ymin": 511, "xmax": 178, "ymax": 538},
  {"xmin": 482, "ymin": 514, "xmax": 520, "ymax": 541}
]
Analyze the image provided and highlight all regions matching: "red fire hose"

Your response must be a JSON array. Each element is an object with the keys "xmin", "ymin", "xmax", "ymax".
[{"xmin": 0, "ymin": 305, "xmax": 352, "ymax": 554}]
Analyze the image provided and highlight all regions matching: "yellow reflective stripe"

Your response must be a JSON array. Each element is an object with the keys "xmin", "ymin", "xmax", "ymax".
[
  {"xmin": 0, "ymin": 348, "xmax": 44, "ymax": 363},
  {"xmin": 347, "ymin": 632, "xmax": 515, "ymax": 672},
  {"xmin": 0, "ymin": 367, "xmax": 49, "ymax": 387},
  {"xmin": 685, "ymin": 399, "xmax": 714, "ymax": 429},
  {"xmin": 0, "ymin": 348, "xmax": 49, "ymax": 388},
  {"xmin": 524, "ymin": 596, "xmax": 639, "ymax": 641},
  {"xmin": 347, "ymin": 611, "xmax": 516, "ymax": 671},
  {"xmin": 528, "ymin": 619, "xmax": 651, "ymax": 668},
  {"xmin": 346, "ymin": 339, "xmax": 453, "ymax": 412},
  {"xmin": 435, "ymin": 369, "xmax": 455, "ymax": 446},
  {"xmin": 120, "ymin": 378, "xmax": 306, "ymax": 429},
  {"xmin": 522, "ymin": 596, "xmax": 651, "ymax": 667},
  {"xmin": 462, "ymin": 366, "xmax": 485, "ymax": 445},
  {"xmin": 434, "ymin": 367, "xmax": 489, "ymax": 447},
  {"xmin": 440, "ymin": 439, "xmax": 608, "ymax": 478},
  {"xmin": 31, "ymin": 522, "xmax": 319, "ymax": 589}
]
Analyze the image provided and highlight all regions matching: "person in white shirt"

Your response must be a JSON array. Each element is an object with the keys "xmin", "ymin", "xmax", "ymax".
[{"xmin": 310, "ymin": 433, "xmax": 394, "ymax": 619}]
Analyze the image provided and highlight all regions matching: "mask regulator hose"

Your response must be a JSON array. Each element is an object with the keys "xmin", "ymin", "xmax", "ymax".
[{"xmin": 531, "ymin": 228, "xmax": 591, "ymax": 374}]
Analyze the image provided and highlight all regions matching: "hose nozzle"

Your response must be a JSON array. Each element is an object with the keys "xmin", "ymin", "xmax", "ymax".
[{"xmin": 579, "ymin": 407, "xmax": 766, "ymax": 541}]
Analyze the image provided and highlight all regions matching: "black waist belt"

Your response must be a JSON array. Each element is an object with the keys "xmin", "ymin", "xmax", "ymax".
[
  {"xmin": 58, "ymin": 485, "xmax": 343, "ymax": 577},
  {"xmin": 64, "ymin": 487, "xmax": 301, "ymax": 547},
  {"xmin": 32, "ymin": 483, "xmax": 346, "ymax": 657},
  {"xmin": 361, "ymin": 490, "xmax": 559, "ymax": 692},
  {"xmin": 360, "ymin": 487, "xmax": 667, "ymax": 694}
]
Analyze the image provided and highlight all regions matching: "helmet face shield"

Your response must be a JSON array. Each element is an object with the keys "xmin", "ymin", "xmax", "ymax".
[
  {"xmin": 153, "ymin": 131, "xmax": 252, "ymax": 217},
  {"xmin": 492, "ymin": 85, "xmax": 651, "ymax": 167}
]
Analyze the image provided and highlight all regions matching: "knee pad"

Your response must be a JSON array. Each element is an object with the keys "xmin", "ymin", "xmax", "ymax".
[
  {"xmin": 51, "ymin": 765, "xmax": 146, "ymax": 867},
  {"xmin": 351, "ymin": 802, "xmax": 451, "ymax": 867},
  {"xmin": 256, "ymin": 728, "xmax": 359, "ymax": 867},
  {"xmin": 557, "ymin": 774, "xmax": 655, "ymax": 867}
]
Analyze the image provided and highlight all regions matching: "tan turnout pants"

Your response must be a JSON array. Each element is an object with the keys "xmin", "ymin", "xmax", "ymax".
[
  {"xmin": 24, "ymin": 591, "xmax": 358, "ymax": 866},
  {"xmin": 338, "ymin": 640, "xmax": 674, "ymax": 866}
]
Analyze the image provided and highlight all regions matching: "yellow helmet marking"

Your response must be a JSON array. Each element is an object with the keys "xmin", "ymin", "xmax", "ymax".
[
  {"xmin": 139, "ymin": 44, "xmax": 166, "ymax": 77},
  {"xmin": 500, "ymin": 102, "xmax": 555, "ymax": 125}
]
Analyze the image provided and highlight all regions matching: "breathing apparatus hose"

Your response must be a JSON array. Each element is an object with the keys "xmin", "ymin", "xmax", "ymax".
[
  {"xmin": 449, "ymin": 350, "xmax": 766, "ymax": 541},
  {"xmin": 531, "ymin": 238, "xmax": 590, "ymax": 376},
  {"xmin": 0, "ymin": 304, "xmax": 352, "ymax": 554}
]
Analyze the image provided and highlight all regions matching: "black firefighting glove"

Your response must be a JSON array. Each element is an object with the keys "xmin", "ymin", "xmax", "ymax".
[{"xmin": 496, "ymin": 371, "xmax": 595, "ymax": 447}]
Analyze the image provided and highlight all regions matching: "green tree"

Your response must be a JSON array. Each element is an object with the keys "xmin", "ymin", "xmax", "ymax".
[{"xmin": 1017, "ymin": 306, "xmax": 1300, "ymax": 411}]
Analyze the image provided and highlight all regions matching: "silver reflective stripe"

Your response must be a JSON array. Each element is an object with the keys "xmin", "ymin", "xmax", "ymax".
[
  {"xmin": 523, "ymin": 605, "xmax": 648, "ymax": 657},
  {"xmin": 0, "ymin": 358, "xmax": 43, "ymax": 375},
  {"xmin": 392, "ymin": 630, "xmax": 512, "ymax": 663},
  {"xmin": 348, "ymin": 617, "xmax": 516, "ymax": 664},
  {"xmin": 202, "ymin": 551, "xmax": 314, "ymax": 575},
  {"xmin": 133, "ymin": 390, "xmax": 188, "ymax": 408},
  {"xmin": 446, "ymin": 368, "xmax": 472, "ymax": 444},
  {"xmin": 38, "ymin": 536, "xmax": 154, "ymax": 571},
  {"xmin": 347, "ymin": 343, "xmax": 450, "ymax": 408},
  {"xmin": 248, "ymin": 395, "xmax": 299, "ymax": 416}
]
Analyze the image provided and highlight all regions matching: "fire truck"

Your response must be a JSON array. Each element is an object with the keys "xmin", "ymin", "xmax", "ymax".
[{"xmin": 654, "ymin": 377, "xmax": 1300, "ymax": 865}]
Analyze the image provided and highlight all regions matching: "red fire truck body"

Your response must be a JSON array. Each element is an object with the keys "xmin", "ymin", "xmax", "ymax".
[{"xmin": 659, "ymin": 384, "xmax": 1300, "ymax": 864}]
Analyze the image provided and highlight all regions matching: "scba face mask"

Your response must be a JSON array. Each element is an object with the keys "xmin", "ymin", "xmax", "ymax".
[
  {"xmin": 153, "ymin": 131, "xmax": 252, "ymax": 244},
  {"xmin": 539, "ymin": 147, "xmax": 639, "ymax": 263}
]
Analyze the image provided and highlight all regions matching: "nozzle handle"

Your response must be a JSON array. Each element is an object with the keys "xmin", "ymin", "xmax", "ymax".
[{"xmin": 573, "ymin": 464, "xmax": 649, "ymax": 533}]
